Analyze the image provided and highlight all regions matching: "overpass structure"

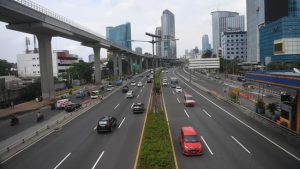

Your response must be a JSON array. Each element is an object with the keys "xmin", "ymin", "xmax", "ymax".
[{"xmin": 0, "ymin": 0, "xmax": 165, "ymax": 100}]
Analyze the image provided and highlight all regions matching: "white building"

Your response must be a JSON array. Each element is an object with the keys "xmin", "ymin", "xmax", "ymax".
[
  {"xmin": 221, "ymin": 31, "xmax": 247, "ymax": 62},
  {"xmin": 17, "ymin": 50, "xmax": 78, "ymax": 77}
]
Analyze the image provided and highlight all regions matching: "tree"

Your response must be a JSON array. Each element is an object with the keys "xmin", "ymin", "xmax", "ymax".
[
  {"xmin": 68, "ymin": 60, "xmax": 94, "ymax": 83},
  {"xmin": 202, "ymin": 50, "xmax": 212, "ymax": 58},
  {"xmin": 267, "ymin": 62, "xmax": 290, "ymax": 70},
  {"xmin": 0, "ymin": 59, "xmax": 13, "ymax": 76},
  {"xmin": 267, "ymin": 102, "xmax": 279, "ymax": 115}
]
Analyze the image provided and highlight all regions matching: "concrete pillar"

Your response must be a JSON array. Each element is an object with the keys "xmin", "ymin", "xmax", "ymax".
[
  {"xmin": 129, "ymin": 56, "xmax": 134, "ymax": 74},
  {"xmin": 113, "ymin": 53, "xmax": 118, "ymax": 78},
  {"xmin": 93, "ymin": 47, "xmax": 101, "ymax": 84},
  {"xmin": 36, "ymin": 34, "xmax": 55, "ymax": 100},
  {"xmin": 118, "ymin": 53, "xmax": 123, "ymax": 78},
  {"xmin": 145, "ymin": 59, "xmax": 149, "ymax": 69}
]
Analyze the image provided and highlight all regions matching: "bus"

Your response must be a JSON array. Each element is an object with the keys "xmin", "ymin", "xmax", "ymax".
[
  {"xmin": 91, "ymin": 90, "xmax": 100, "ymax": 99},
  {"xmin": 170, "ymin": 77, "xmax": 178, "ymax": 88}
]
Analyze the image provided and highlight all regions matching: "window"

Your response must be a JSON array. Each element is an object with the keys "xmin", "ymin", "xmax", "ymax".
[
  {"xmin": 241, "ymin": 39, "xmax": 244, "ymax": 41},
  {"xmin": 227, "ymin": 52, "xmax": 230, "ymax": 54},
  {"xmin": 236, "ymin": 48, "xmax": 239, "ymax": 50},
  {"xmin": 227, "ymin": 40, "xmax": 230, "ymax": 42},
  {"xmin": 241, "ymin": 35, "xmax": 244, "ymax": 37},
  {"xmin": 231, "ymin": 44, "xmax": 234, "ymax": 46},
  {"xmin": 33, "ymin": 71, "xmax": 36, "ymax": 73},
  {"xmin": 236, "ymin": 39, "xmax": 239, "ymax": 41},
  {"xmin": 241, "ymin": 47, "xmax": 244, "ymax": 50},
  {"xmin": 236, "ymin": 35, "xmax": 238, "ymax": 37},
  {"xmin": 33, "ymin": 64, "xmax": 36, "ymax": 67},
  {"xmin": 236, "ymin": 52, "xmax": 239, "ymax": 54},
  {"xmin": 231, "ymin": 52, "xmax": 234, "ymax": 54},
  {"xmin": 231, "ymin": 35, "xmax": 234, "ymax": 37},
  {"xmin": 231, "ymin": 39, "xmax": 234, "ymax": 42},
  {"xmin": 241, "ymin": 52, "xmax": 244, "ymax": 54},
  {"xmin": 227, "ymin": 48, "xmax": 230, "ymax": 50},
  {"xmin": 231, "ymin": 48, "xmax": 234, "ymax": 50},
  {"xmin": 227, "ymin": 44, "xmax": 229, "ymax": 46},
  {"xmin": 32, "ymin": 58, "xmax": 36, "ymax": 60}
]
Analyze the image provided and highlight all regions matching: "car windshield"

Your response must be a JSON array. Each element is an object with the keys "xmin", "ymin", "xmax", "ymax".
[
  {"xmin": 99, "ymin": 121, "xmax": 107, "ymax": 125},
  {"xmin": 184, "ymin": 135, "xmax": 199, "ymax": 143},
  {"xmin": 176, "ymin": 87, "xmax": 181, "ymax": 89},
  {"xmin": 186, "ymin": 96, "xmax": 194, "ymax": 100}
]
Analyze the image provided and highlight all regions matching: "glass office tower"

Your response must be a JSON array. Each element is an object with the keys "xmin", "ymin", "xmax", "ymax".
[{"xmin": 106, "ymin": 22, "xmax": 132, "ymax": 50}]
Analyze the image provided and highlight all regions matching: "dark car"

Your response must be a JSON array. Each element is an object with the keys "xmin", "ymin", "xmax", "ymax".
[
  {"xmin": 147, "ymin": 78, "xmax": 152, "ymax": 83},
  {"xmin": 122, "ymin": 85, "xmax": 129, "ymax": 93},
  {"xmin": 132, "ymin": 102, "xmax": 145, "ymax": 113},
  {"xmin": 97, "ymin": 116, "xmax": 117, "ymax": 133},
  {"xmin": 65, "ymin": 103, "xmax": 82, "ymax": 112}
]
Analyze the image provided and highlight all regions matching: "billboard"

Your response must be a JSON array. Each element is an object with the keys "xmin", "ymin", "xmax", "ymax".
[{"xmin": 188, "ymin": 58, "xmax": 220, "ymax": 69}]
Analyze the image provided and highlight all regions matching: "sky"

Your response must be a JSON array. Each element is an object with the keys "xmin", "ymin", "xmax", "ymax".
[{"xmin": 0, "ymin": 0, "xmax": 246, "ymax": 63}]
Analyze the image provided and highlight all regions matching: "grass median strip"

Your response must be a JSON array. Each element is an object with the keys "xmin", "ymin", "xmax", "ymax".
[{"xmin": 137, "ymin": 110, "xmax": 176, "ymax": 169}]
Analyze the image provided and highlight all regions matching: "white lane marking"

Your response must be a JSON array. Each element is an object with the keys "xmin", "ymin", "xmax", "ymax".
[
  {"xmin": 202, "ymin": 109, "xmax": 211, "ymax": 118},
  {"xmin": 184, "ymin": 109, "xmax": 190, "ymax": 118},
  {"xmin": 54, "ymin": 152, "xmax": 71, "ymax": 169},
  {"xmin": 114, "ymin": 103, "xmax": 120, "ymax": 110},
  {"xmin": 175, "ymin": 70, "xmax": 300, "ymax": 162},
  {"xmin": 118, "ymin": 117, "xmax": 126, "ymax": 128},
  {"xmin": 91, "ymin": 151, "xmax": 105, "ymax": 169},
  {"xmin": 172, "ymin": 90, "xmax": 175, "ymax": 95},
  {"xmin": 134, "ymin": 86, "xmax": 136, "ymax": 89},
  {"xmin": 131, "ymin": 103, "xmax": 134, "ymax": 109},
  {"xmin": 201, "ymin": 136, "xmax": 213, "ymax": 155},
  {"xmin": 231, "ymin": 136, "xmax": 251, "ymax": 154},
  {"xmin": 177, "ymin": 98, "xmax": 180, "ymax": 103},
  {"xmin": 93, "ymin": 126, "xmax": 97, "ymax": 130},
  {"xmin": 137, "ymin": 94, "xmax": 140, "ymax": 98},
  {"xmin": 140, "ymin": 89, "xmax": 143, "ymax": 93}
]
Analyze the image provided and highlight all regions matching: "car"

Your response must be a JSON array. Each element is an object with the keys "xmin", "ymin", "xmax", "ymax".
[
  {"xmin": 131, "ymin": 81, "xmax": 136, "ymax": 86},
  {"xmin": 96, "ymin": 116, "xmax": 117, "ymax": 133},
  {"xmin": 214, "ymin": 75, "xmax": 221, "ymax": 79},
  {"xmin": 75, "ymin": 90, "xmax": 85, "ymax": 98},
  {"xmin": 165, "ymin": 70, "xmax": 169, "ymax": 73},
  {"xmin": 162, "ymin": 80, "xmax": 168, "ymax": 86},
  {"xmin": 65, "ymin": 103, "xmax": 82, "ymax": 112},
  {"xmin": 56, "ymin": 99, "xmax": 71, "ymax": 109},
  {"xmin": 162, "ymin": 70, "xmax": 165, "ymax": 73},
  {"xmin": 179, "ymin": 126, "xmax": 203, "ymax": 156},
  {"xmin": 137, "ymin": 82, "xmax": 143, "ymax": 87},
  {"xmin": 107, "ymin": 83, "xmax": 114, "ymax": 91},
  {"xmin": 184, "ymin": 94, "xmax": 195, "ymax": 107},
  {"xmin": 126, "ymin": 90, "xmax": 134, "ymax": 98},
  {"xmin": 175, "ymin": 86, "xmax": 183, "ymax": 93},
  {"xmin": 115, "ymin": 80, "xmax": 123, "ymax": 86},
  {"xmin": 132, "ymin": 102, "xmax": 145, "ymax": 113},
  {"xmin": 122, "ymin": 85, "xmax": 129, "ymax": 93},
  {"xmin": 146, "ymin": 74, "xmax": 150, "ymax": 77},
  {"xmin": 147, "ymin": 78, "xmax": 152, "ymax": 83}
]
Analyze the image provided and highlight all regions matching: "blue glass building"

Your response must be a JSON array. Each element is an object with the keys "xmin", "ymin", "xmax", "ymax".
[
  {"xmin": 106, "ymin": 22, "xmax": 132, "ymax": 50},
  {"xmin": 289, "ymin": 0, "xmax": 300, "ymax": 16}
]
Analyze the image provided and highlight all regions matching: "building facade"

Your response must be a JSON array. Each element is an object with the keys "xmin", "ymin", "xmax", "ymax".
[
  {"xmin": 161, "ymin": 9, "xmax": 176, "ymax": 58},
  {"xmin": 106, "ymin": 22, "xmax": 132, "ymax": 50},
  {"xmin": 202, "ymin": 34, "xmax": 211, "ymax": 51},
  {"xmin": 289, "ymin": 0, "xmax": 300, "ymax": 16},
  {"xmin": 17, "ymin": 50, "xmax": 78, "ymax": 77},
  {"xmin": 135, "ymin": 47, "xmax": 143, "ymax": 55},
  {"xmin": 155, "ymin": 27, "xmax": 162, "ymax": 56},
  {"xmin": 211, "ymin": 11, "xmax": 244, "ymax": 53},
  {"xmin": 259, "ymin": 17, "xmax": 300, "ymax": 65},
  {"xmin": 221, "ymin": 31, "xmax": 247, "ymax": 62}
]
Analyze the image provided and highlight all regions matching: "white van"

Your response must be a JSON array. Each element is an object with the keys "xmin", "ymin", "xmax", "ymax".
[{"xmin": 56, "ymin": 99, "xmax": 71, "ymax": 109}]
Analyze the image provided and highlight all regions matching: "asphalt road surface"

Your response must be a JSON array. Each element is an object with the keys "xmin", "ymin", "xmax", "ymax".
[
  {"xmin": 1, "ymin": 75, "xmax": 152, "ymax": 169},
  {"xmin": 161, "ymin": 68, "xmax": 300, "ymax": 169}
]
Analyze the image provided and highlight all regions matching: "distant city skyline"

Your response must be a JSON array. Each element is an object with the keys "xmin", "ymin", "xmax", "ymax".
[{"xmin": 0, "ymin": 0, "xmax": 246, "ymax": 62}]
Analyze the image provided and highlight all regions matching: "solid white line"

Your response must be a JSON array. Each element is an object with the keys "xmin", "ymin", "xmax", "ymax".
[
  {"xmin": 202, "ymin": 109, "xmax": 211, "ymax": 118},
  {"xmin": 131, "ymin": 103, "xmax": 134, "ymax": 108},
  {"xmin": 172, "ymin": 90, "xmax": 175, "ymax": 95},
  {"xmin": 91, "ymin": 151, "xmax": 105, "ymax": 169},
  {"xmin": 114, "ymin": 103, "xmax": 120, "ymax": 110},
  {"xmin": 201, "ymin": 136, "xmax": 213, "ymax": 155},
  {"xmin": 118, "ymin": 117, "xmax": 126, "ymax": 128},
  {"xmin": 93, "ymin": 126, "xmax": 97, "ymax": 130},
  {"xmin": 177, "ymin": 98, "xmax": 180, "ymax": 103},
  {"xmin": 54, "ymin": 153, "xmax": 71, "ymax": 169},
  {"xmin": 231, "ymin": 136, "xmax": 251, "ymax": 154},
  {"xmin": 137, "ymin": 94, "xmax": 140, "ymax": 98},
  {"xmin": 140, "ymin": 89, "xmax": 143, "ymax": 93},
  {"xmin": 184, "ymin": 109, "xmax": 190, "ymax": 118},
  {"xmin": 175, "ymin": 70, "xmax": 300, "ymax": 162}
]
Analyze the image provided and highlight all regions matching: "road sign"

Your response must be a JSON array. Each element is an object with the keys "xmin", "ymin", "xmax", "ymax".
[{"xmin": 188, "ymin": 58, "xmax": 220, "ymax": 69}]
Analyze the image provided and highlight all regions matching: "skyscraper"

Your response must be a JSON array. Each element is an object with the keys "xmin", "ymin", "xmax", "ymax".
[
  {"xmin": 135, "ymin": 47, "xmax": 143, "ymax": 55},
  {"xmin": 211, "ymin": 11, "xmax": 244, "ymax": 53},
  {"xmin": 289, "ymin": 0, "xmax": 300, "ymax": 16},
  {"xmin": 155, "ymin": 27, "xmax": 162, "ymax": 57},
  {"xmin": 202, "ymin": 34, "xmax": 211, "ymax": 51},
  {"xmin": 106, "ymin": 22, "xmax": 132, "ymax": 50},
  {"xmin": 161, "ymin": 9, "xmax": 176, "ymax": 58}
]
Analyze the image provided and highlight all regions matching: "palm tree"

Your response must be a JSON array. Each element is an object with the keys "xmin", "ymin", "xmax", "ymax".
[{"xmin": 267, "ymin": 102, "xmax": 279, "ymax": 115}]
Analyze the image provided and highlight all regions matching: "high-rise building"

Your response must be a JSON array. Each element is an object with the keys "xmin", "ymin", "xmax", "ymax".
[
  {"xmin": 221, "ymin": 31, "xmax": 247, "ymax": 62},
  {"xmin": 246, "ymin": 0, "xmax": 292, "ymax": 63},
  {"xmin": 211, "ymin": 11, "xmax": 244, "ymax": 54},
  {"xmin": 202, "ymin": 34, "xmax": 211, "ymax": 51},
  {"xmin": 161, "ymin": 9, "xmax": 176, "ymax": 58},
  {"xmin": 289, "ymin": 0, "xmax": 300, "ymax": 16},
  {"xmin": 155, "ymin": 27, "xmax": 162, "ymax": 57},
  {"xmin": 135, "ymin": 47, "xmax": 143, "ymax": 55},
  {"xmin": 106, "ymin": 22, "xmax": 132, "ymax": 50}
]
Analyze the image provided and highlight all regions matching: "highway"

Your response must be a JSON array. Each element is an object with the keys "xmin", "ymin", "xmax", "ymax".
[
  {"xmin": 1, "ymin": 75, "xmax": 152, "ymax": 169},
  {"xmin": 162, "ymin": 68, "xmax": 300, "ymax": 169}
]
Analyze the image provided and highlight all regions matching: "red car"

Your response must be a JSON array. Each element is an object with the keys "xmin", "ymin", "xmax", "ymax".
[
  {"xmin": 183, "ymin": 94, "xmax": 195, "ymax": 107},
  {"xmin": 179, "ymin": 126, "xmax": 203, "ymax": 156}
]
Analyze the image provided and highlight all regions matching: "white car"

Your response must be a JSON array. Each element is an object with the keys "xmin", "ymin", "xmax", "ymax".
[
  {"xmin": 126, "ymin": 90, "xmax": 134, "ymax": 98},
  {"xmin": 175, "ymin": 86, "xmax": 182, "ymax": 93},
  {"xmin": 107, "ymin": 84, "xmax": 113, "ymax": 91},
  {"xmin": 137, "ymin": 82, "xmax": 143, "ymax": 87},
  {"xmin": 162, "ymin": 81, "xmax": 168, "ymax": 86},
  {"xmin": 131, "ymin": 81, "xmax": 136, "ymax": 86}
]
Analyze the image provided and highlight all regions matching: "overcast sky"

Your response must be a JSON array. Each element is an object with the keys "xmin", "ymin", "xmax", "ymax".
[{"xmin": 0, "ymin": 0, "xmax": 246, "ymax": 63}]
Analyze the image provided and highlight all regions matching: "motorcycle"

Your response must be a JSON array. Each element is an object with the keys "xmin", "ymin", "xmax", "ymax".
[
  {"xmin": 36, "ymin": 114, "xmax": 44, "ymax": 122},
  {"xmin": 10, "ymin": 116, "xmax": 19, "ymax": 126}
]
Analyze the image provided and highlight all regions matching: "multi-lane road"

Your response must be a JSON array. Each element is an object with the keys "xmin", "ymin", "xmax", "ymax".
[
  {"xmin": 1, "ymin": 75, "xmax": 152, "ymax": 169},
  {"xmin": 163, "ymin": 68, "xmax": 300, "ymax": 169},
  {"xmin": 1, "ymin": 68, "xmax": 300, "ymax": 169}
]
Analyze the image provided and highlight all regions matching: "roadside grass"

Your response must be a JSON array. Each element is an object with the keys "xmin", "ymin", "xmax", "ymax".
[{"xmin": 138, "ymin": 110, "xmax": 176, "ymax": 169}]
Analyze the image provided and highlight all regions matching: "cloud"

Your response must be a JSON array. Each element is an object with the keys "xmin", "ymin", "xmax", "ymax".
[{"xmin": 0, "ymin": 0, "xmax": 246, "ymax": 62}]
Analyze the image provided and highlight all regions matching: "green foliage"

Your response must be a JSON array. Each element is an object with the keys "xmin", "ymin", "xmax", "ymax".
[
  {"xmin": 154, "ymin": 70, "xmax": 161, "ymax": 93},
  {"xmin": 68, "ymin": 60, "xmax": 94, "ymax": 83},
  {"xmin": 267, "ymin": 61, "xmax": 300, "ymax": 70},
  {"xmin": 229, "ymin": 92, "xmax": 238, "ymax": 103},
  {"xmin": 0, "ymin": 59, "xmax": 13, "ymax": 76},
  {"xmin": 138, "ymin": 111, "xmax": 176, "ymax": 169},
  {"xmin": 20, "ymin": 82, "xmax": 42, "ymax": 101},
  {"xmin": 219, "ymin": 58, "xmax": 242, "ymax": 74},
  {"xmin": 202, "ymin": 50, "xmax": 212, "ymax": 58},
  {"xmin": 267, "ymin": 102, "xmax": 279, "ymax": 115},
  {"xmin": 256, "ymin": 99, "xmax": 265, "ymax": 114}
]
